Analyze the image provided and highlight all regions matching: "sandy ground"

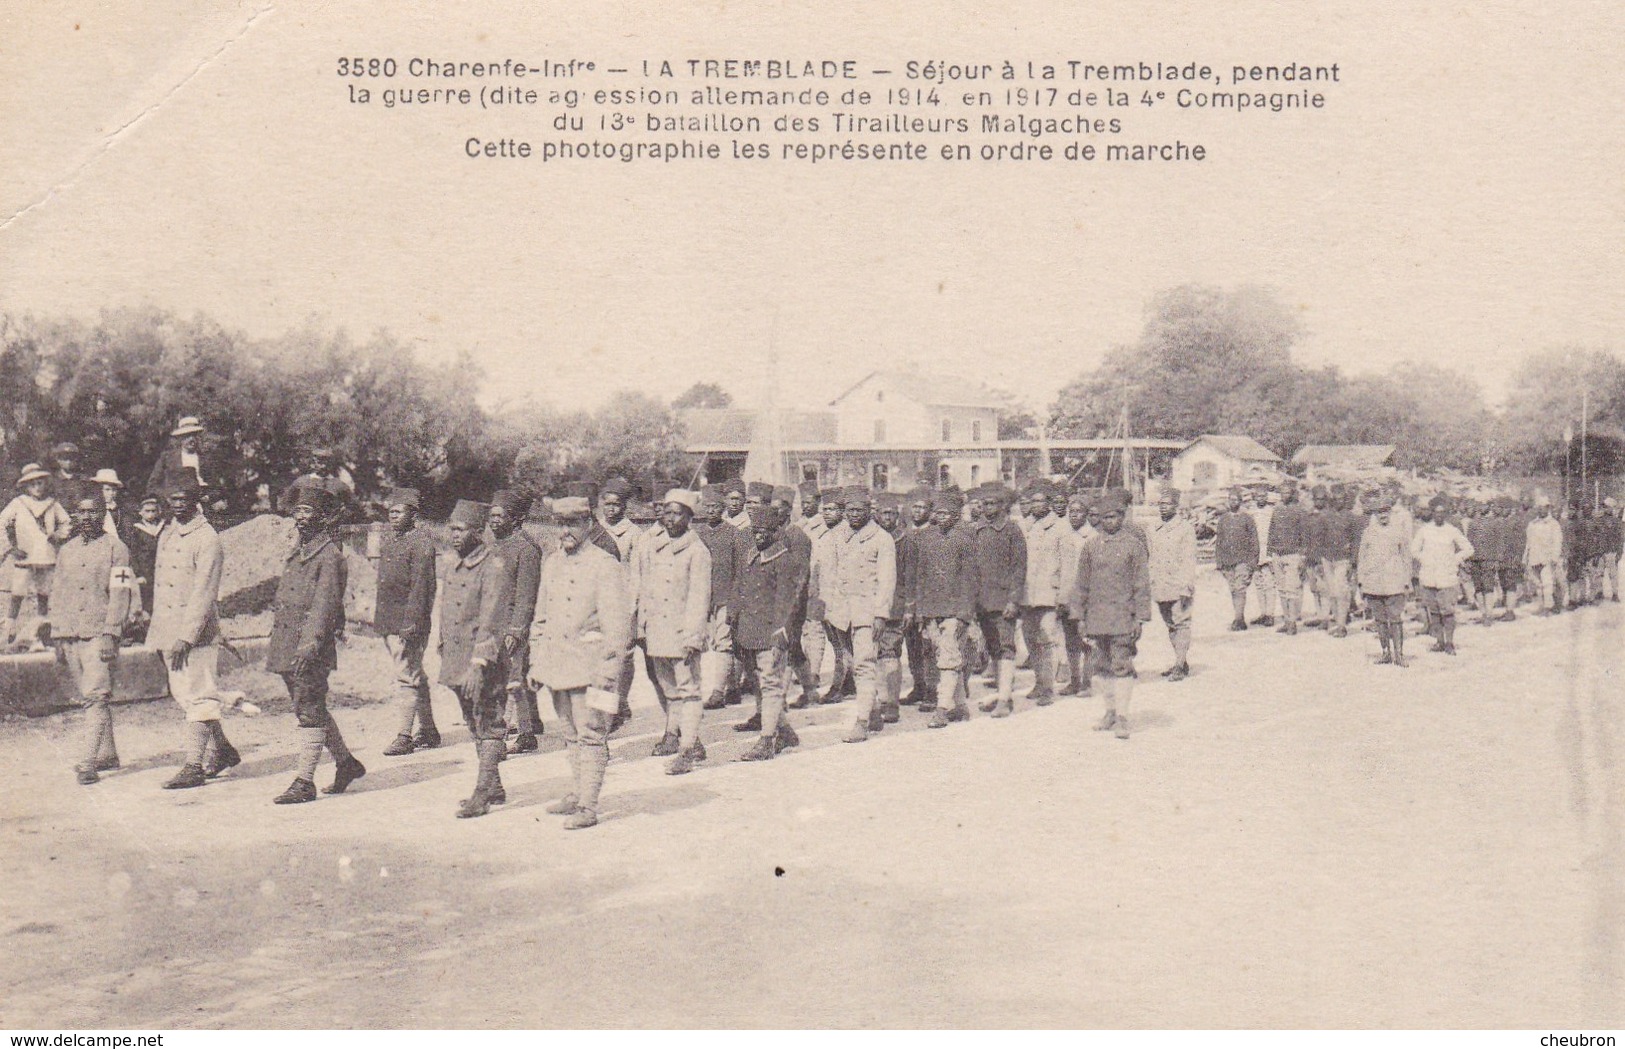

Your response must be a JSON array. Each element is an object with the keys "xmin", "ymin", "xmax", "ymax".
[{"xmin": 0, "ymin": 568, "xmax": 1620, "ymax": 1029}]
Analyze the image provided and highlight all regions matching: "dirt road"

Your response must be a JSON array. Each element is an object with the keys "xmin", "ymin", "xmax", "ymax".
[{"xmin": 2, "ymin": 571, "xmax": 1619, "ymax": 1028}]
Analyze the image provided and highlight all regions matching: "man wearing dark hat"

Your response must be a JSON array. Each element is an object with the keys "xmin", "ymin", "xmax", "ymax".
[
  {"xmin": 693, "ymin": 483, "xmax": 748, "ymax": 710},
  {"xmin": 631, "ymin": 488, "xmax": 713, "ymax": 773},
  {"xmin": 722, "ymin": 479, "xmax": 750, "ymax": 530},
  {"xmin": 1267, "ymin": 479, "xmax": 1311, "ymax": 635},
  {"xmin": 51, "ymin": 441, "xmax": 82, "ymax": 485},
  {"xmin": 971, "ymin": 482, "xmax": 1026, "ymax": 714},
  {"xmin": 265, "ymin": 483, "xmax": 365, "ymax": 804},
  {"xmin": 149, "ymin": 475, "xmax": 238, "ymax": 789},
  {"xmin": 809, "ymin": 487, "xmax": 852, "ymax": 703},
  {"xmin": 488, "ymin": 489, "xmax": 545, "ymax": 754},
  {"xmin": 1148, "ymin": 488, "xmax": 1197, "ymax": 681},
  {"xmin": 53, "ymin": 484, "xmax": 137, "ymax": 784},
  {"xmin": 1358, "ymin": 493, "xmax": 1413, "ymax": 665},
  {"xmin": 377, "ymin": 488, "xmax": 440, "ymax": 756},
  {"xmin": 1017, "ymin": 479, "xmax": 1068, "ymax": 708},
  {"xmin": 1464, "ymin": 498, "xmax": 1503, "ymax": 627},
  {"xmin": 1320, "ymin": 488, "xmax": 1364, "ymax": 639},
  {"xmin": 738, "ymin": 486, "xmax": 811, "ymax": 737},
  {"xmin": 1068, "ymin": 489, "xmax": 1151, "ymax": 739},
  {"xmin": 528, "ymin": 496, "xmax": 629, "ymax": 829},
  {"xmin": 438, "ymin": 499, "xmax": 514, "ymax": 817},
  {"xmin": 826, "ymin": 485, "xmax": 897, "ymax": 742},
  {"xmin": 871, "ymin": 490, "xmax": 912, "ymax": 725},
  {"xmin": 1411, "ymin": 495, "xmax": 1473, "ymax": 656},
  {"xmin": 732, "ymin": 504, "xmax": 803, "ymax": 760},
  {"xmin": 1214, "ymin": 489, "xmax": 1259, "ymax": 631},
  {"xmin": 901, "ymin": 485, "xmax": 937, "ymax": 705},
  {"xmin": 914, "ymin": 488, "xmax": 978, "ymax": 726},
  {"xmin": 1058, "ymin": 491, "xmax": 1098, "ymax": 696}
]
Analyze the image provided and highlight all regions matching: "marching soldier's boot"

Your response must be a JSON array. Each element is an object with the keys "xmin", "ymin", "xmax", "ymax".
[
  {"xmin": 164, "ymin": 722, "xmax": 214, "ymax": 789},
  {"xmin": 740, "ymin": 735, "xmax": 776, "ymax": 761},
  {"xmin": 547, "ymin": 746, "xmax": 581, "ymax": 815},
  {"xmin": 1375, "ymin": 622, "xmax": 1394, "ymax": 663},
  {"xmin": 77, "ymin": 702, "xmax": 113, "ymax": 783},
  {"xmin": 1113, "ymin": 678, "xmax": 1133, "ymax": 739},
  {"xmin": 205, "ymin": 721, "xmax": 239, "ymax": 777},
  {"xmin": 927, "ymin": 671, "xmax": 963, "ymax": 729},
  {"xmin": 322, "ymin": 719, "xmax": 365, "ymax": 794},
  {"xmin": 565, "ymin": 745, "xmax": 606, "ymax": 829},
  {"xmin": 458, "ymin": 739, "xmax": 503, "ymax": 818},
  {"xmin": 775, "ymin": 719, "xmax": 800, "ymax": 750},
  {"xmin": 383, "ymin": 734, "xmax": 416, "ymax": 756},
  {"xmin": 413, "ymin": 685, "xmax": 441, "ymax": 748},
  {"xmin": 93, "ymin": 706, "xmax": 120, "ymax": 770},
  {"xmin": 274, "ymin": 726, "xmax": 326, "ymax": 803}
]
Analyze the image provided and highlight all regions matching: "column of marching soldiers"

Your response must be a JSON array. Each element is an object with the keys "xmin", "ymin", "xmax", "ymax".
[{"xmin": 20, "ymin": 453, "xmax": 1625, "ymax": 831}]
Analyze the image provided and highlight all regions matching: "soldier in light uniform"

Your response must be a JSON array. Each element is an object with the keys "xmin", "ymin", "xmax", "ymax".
[
  {"xmin": 1358, "ymin": 493, "xmax": 1413, "ymax": 665},
  {"xmin": 693, "ymin": 483, "xmax": 747, "ymax": 711},
  {"xmin": 1246, "ymin": 489, "xmax": 1277, "ymax": 627},
  {"xmin": 1524, "ymin": 496, "xmax": 1564, "ymax": 614},
  {"xmin": 1412, "ymin": 496, "xmax": 1473, "ymax": 659},
  {"xmin": 377, "ymin": 488, "xmax": 440, "ymax": 756},
  {"xmin": 733, "ymin": 504, "xmax": 802, "ymax": 761},
  {"xmin": 150, "ymin": 476, "xmax": 238, "ymax": 790},
  {"xmin": 632, "ymin": 489, "xmax": 713, "ymax": 775},
  {"xmin": 1147, "ymin": 488, "xmax": 1197, "ymax": 681},
  {"xmin": 913, "ymin": 489, "xmax": 978, "ymax": 727},
  {"xmin": 812, "ymin": 487, "xmax": 853, "ymax": 704},
  {"xmin": 266, "ymin": 483, "xmax": 365, "ymax": 804},
  {"xmin": 528, "ymin": 496, "xmax": 629, "ymax": 830},
  {"xmin": 826, "ymin": 486, "xmax": 897, "ymax": 743},
  {"xmin": 488, "ymin": 490, "xmax": 545, "ymax": 754},
  {"xmin": 788, "ymin": 481, "xmax": 827, "ymax": 706},
  {"xmin": 53, "ymin": 486, "xmax": 137, "ymax": 784},
  {"xmin": 1017, "ymin": 479, "xmax": 1068, "ymax": 708},
  {"xmin": 437, "ymin": 499, "xmax": 513, "ymax": 818},
  {"xmin": 1069, "ymin": 490, "xmax": 1151, "ymax": 740}
]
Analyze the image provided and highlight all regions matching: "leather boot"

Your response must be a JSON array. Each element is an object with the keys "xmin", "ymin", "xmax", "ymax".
[
  {"xmin": 651, "ymin": 731, "xmax": 681, "ymax": 757},
  {"xmin": 567, "ymin": 744, "xmax": 607, "ymax": 828},
  {"xmin": 775, "ymin": 721, "xmax": 800, "ymax": 751},
  {"xmin": 547, "ymin": 746, "xmax": 580, "ymax": 814},
  {"xmin": 740, "ymin": 736, "xmax": 776, "ymax": 761},
  {"xmin": 273, "ymin": 777, "xmax": 317, "ymax": 804},
  {"xmin": 383, "ymin": 734, "xmax": 416, "ymax": 756},
  {"xmin": 325, "ymin": 755, "xmax": 366, "ymax": 795}
]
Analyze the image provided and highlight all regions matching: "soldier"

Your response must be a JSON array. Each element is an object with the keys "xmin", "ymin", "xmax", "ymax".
[
  {"xmin": 971, "ymin": 483, "xmax": 1026, "ymax": 716},
  {"xmin": 1465, "ymin": 500, "xmax": 1503, "ymax": 627},
  {"xmin": 902, "ymin": 485, "xmax": 937, "ymax": 705},
  {"xmin": 378, "ymin": 488, "xmax": 440, "ymax": 756},
  {"xmin": 1599, "ymin": 498, "xmax": 1623, "ymax": 602},
  {"xmin": 1068, "ymin": 490, "xmax": 1151, "ymax": 740},
  {"xmin": 265, "ymin": 483, "xmax": 365, "ymax": 804},
  {"xmin": 871, "ymin": 491, "xmax": 911, "ymax": 728},
  {"xmin": 722, "ymin": 479, "xmax": 751, "ymax": 530},
  {"xmin": 631, "ymin": 489, "xmax": 712, "ymax": 775},
  {"xmin": 1412, "ymin": 496, "xmax": 1473, "ymax": 657},
  {"xmin": 1147, "ymin": 488, "xmax": 1197, "ymax": 681},
  {"xmin": 436, "ymin": 499, "xmax": 513, "ymax": 818},
  {"xmin": 598, "ymin": 476, "xmax": 647, "ymax": 731},
  {"xmin": 914, "ymin": 489, "xmax": 978, "ymax": 727},
  {"xmin": 1214, "ymin": 489, "xmax": 1259, "ymax": 631},
  {"xmin": 528, "ymin": 496, "xmax": 629, "ymax": 830},
  {"xmin": 733, "ymin": 504, "xmax": 803, "ymax": 761},
  {"xmin": 54, "ymin": 486, "xmax": 137, "ymax": 784},
  {"xmin": 51, "ymin": 441, "xmax": 82, "ymax": 485},
  {"xmin": 785, "ymin": 483, "xmax": 825, "ymax": 709},
  {"xmin": 1058, "ymin": 491, "xmax": 1097, "ymax": 696},
  {"xmin": 1524, "ymin": 496, "xmax": 1564, "ymax": 614},
  {"xmin": 1322, "ymin": 488, "xmax": 1363, "ymax": 639},
  {"xmin": 486, "ymin": 490, "xmax": 544, "ymax": 754},
  {"xmin": 1018, "ymin": 479, "xmax": 1068, "ymax": 707},
  {"xmin": 736, "ymin": 486, "xmax": 809, "ymax": 743},
  {"xmin": 1267, "ymin": 479, "xmax": 1311, "ymax": 635},
  {"xmin": 811, "ymin": 487, "xmax": 853, "ymax": 704},
  {"xmin": 823, "ymin": 487, "xmax": 897, "ymax": 742},
  {"xmin": 149, "ymin": 476, "xmax": 238, "ymax": 789},
  {"xmin": 1358, "ymin": 493, "xmax": 1413, "ymax": 665},
  {"xmin": 795, "ymin": 481, "xmax": 822, "ymax": 535},
  {"xmin": 693, "ymin": 483, "xmax": 746, "ymax": 711},
  {"xmin": 1495, "ymin": 500, "xmax": 1526, "ymax": 619},
  {"xmin": 1246, "ymin": 489, "xmax": 1276, "ymax": 626}
]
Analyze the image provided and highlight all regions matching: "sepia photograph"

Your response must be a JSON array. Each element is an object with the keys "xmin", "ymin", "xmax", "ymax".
[{"xmin": 0, "ymin": 0, "xmax": 1620, "ymax": 1034}]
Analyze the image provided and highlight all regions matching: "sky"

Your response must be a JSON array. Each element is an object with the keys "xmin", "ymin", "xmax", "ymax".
[{"xmin": 1, "ymin": 0, "xmax": 1620, "ymax": 417}]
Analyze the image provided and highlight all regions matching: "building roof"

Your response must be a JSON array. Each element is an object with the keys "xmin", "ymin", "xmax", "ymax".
[
  {"xmin": 1181, "ymin": 435, "xmax": 1282, "ymax": 462},
  {"xmin": 829, "ymin": 370, "xmax": 1005, "ymax": 410},
  {"xmin": 680, "ymin": 409, "xmax": 838, "ymax": 452},
  {"xmin": 1292, "ymin": 444, "xmax": 1396, "ymax": 466}
]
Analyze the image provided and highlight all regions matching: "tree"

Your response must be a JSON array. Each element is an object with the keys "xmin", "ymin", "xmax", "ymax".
[
  {"xmin": 1496, "ymin": 347, "xmax": 1625, "ymax": 476},
  {"xmin": 671, "ymin": 381, "xmax": 732, "ymax": 411}
]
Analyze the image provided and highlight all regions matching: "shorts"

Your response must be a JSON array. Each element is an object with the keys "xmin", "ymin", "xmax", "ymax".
[
  {"xmin": 10, "ymin": 564, "xmax": 53, "ymax": 598},
  {"xmin": 1422, "ymin": 586, "xmax": 1458, "ymax": 617},
  {"xmin": 1364, "ymin": 593, "xmax": 1406, "ymax": 625},
  {"xmin": 1470, "ymin": 563, "xmax": 1500, "ymax": 594},
  {"xmin": 875, "ymin": 618, "xmax": 905, "ymax": 660},
  {"xmin": 1220, "ymin": 563, "xmax": 1254, "ymax": 595},
  {"xmin": 976, "ymin": 610, "xmax": 1018, "ymax": 660},
  {"xmin": 1087, "ymin": 634, "xmax": 1136, "ymax": 678},
  {"xmin": 283, "ymin": 666, "xmax": 332, "ymax": 729},
  {"xmin": 1157, "ymin": 597, "xmax": 1193, "ymax": 628},
  {"xmin": 927, "ymin": 617, "xmax": 970, "ymax": 671}
]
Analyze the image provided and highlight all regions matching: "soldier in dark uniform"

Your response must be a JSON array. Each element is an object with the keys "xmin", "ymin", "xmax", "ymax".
[
  {"xmin": 692, "ymin": 483, "xmax": 748, "ymax": 711},
  {"xmin": 914, "ymin": 488, "xmax": 978, "ymax": 727},
  {"xmin": 902, "ymin": 485, "xmax": 936, "ymax": 705},
  {"xmin": 1068, "ymin": 489, "xmax": 1152, "ymax": 740},
  {"xmin": 489, "ymin": 490, "xmax": 544, "ymax": 754},
  {"xmin": 733, "ymin": 504, "xmax": 803, "ymax": 761},
  {"xmin": 971, "ymin": 483, "xmax": 1026, "ymax": 713},
  {"xmin": 735, "ymin": 486, "xmax": 809, "ymax": 747},
  {"xmin": 438, "ymin": 500, "xmax": 514, "ymax": 818},
  {"xmin": 266, "ymin": 483, "xmax": 365, "ymax": 805},
  {"xmin": 378, "ymin": 488, "xmax": 440, "ymax": 755}
]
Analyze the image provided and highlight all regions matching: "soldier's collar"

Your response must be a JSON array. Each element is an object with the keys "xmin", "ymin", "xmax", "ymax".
[
  {"xmin": 754, "ymin": 541, "xmax": 787, "ymax": 564},
  {"xmin": 456, "ymin": 542, "xmax": 490, "ymax": 568},
  {"xmin": 290, "ymin": 532, "xmax": 338, "ymax": 563}
]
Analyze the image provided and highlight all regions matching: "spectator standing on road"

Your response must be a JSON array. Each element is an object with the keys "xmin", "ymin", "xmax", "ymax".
[
  {"xmin": 53, "ymin": 485, "xmax": 137, "ymax": 784},
  {"xmin": 376, "ymin": 488, "xmax": 440, "ymax": 756}
]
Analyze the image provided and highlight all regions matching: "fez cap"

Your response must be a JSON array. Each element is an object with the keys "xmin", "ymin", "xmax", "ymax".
[
  {"xmin": 746, "ymin": 505, "xmax": 776, "ymax": 529},
  {"xmin": 699, "ymin": 483, "xmax": 726, "ymax": 502},
  {"xmin": 874, "ymin": 491, "xmax": 902, "ymax": 510},
  {"xmin": 797, "ymin": 480, "xmax": 820, "ymax": 499},
  {"xmin": 663, "ymin": 489, "xmax": 698, "ymax": 512},
  {"xmin": 722, "ymin": 478, "xmax": 746, "ymax": 496},
  {"xmin": 772, "ymin": 485, "xmax": 796, "ymax": 505},
  {"xmin": 600, "ymin": 476, "xmax": 634, "ymax": 498},
  {"xmin": 843, "ymin": 485, "xmax": 872, "ymax": 504},
  {"xmin": 1158, "ymin": 487, "xmax": 1181, "ymax": 505},
  {"xmin": 170, "ymin": 416, "xmax": 205, "ymax": 437},
  {"xmin": 552, "ymin": 496, "xmax": 592, "ymax": 519},
  {"xmin": 289, "ymin": 482, "xmax": 337, "ymax": 513},
  {"xmin": 907, "ymin": 486, "xmax": 934, "ymax": 503},
  {"xmin": 746, "ymin": 481, "xmax": 775, "ymax": 500},
  {"xmin": 449, "ymin": 499, "xmax": 489, "ymax": 527},
  {"xmin": 385, "ymin": 487, "xmax": 421, "ymax": 510},
  {"xmin": 820, "ymin": 488, "xmax": 845, "ymax": 507},
  {"xmin": 932, "ymin": 489, "xmax": 966, "ymax": 512},
  {"xmin": 1428, "ymin": 495, "xmax": 1448, "ymax": 511},
  {"xmin": 160, "ymin": 472, "xmax": 201, "ymax": 498},
  {"xmin": 491, "ymin": 489, "xmax": 532, "ymax": 517}
]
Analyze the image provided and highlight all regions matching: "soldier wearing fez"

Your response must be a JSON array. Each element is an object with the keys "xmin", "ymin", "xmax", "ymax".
[
  {"xmin": 901, "ymin": 485, "xmax": 938, "ymax": 706},
  {"xmin": 732, "ymin": 503, "xmax": 803, "ymax": 761},
  {"xmin": 265, "ymin": 483, "xmax": 366, "ymax": 804},
  {"xmin": 633, "ymin": 488, "xmax": 713, "ymax": 775},
  {"xmin": 733, "ymin": 485, "xmax": 810, "ymax": 743},
  {"xmin": 693, "ymin": 483, "xmax": 747, "ymax": 712},
  {"xmin": 488, "ymin": 489, "xmax": 544, "ymax": 754},
  {"xmin": 438, "ymin": 499, "xmax": 514, "ymax": 818},
  {"xmin": 528, "ymin": 495, "xmax": 629, "ymax": 830},
  {"xmin": 1068, "ymin": 489, "xmax": 1151, "ymax": 740},
  {"xmin": 377, "ymin": 488, "xmax": 440, "ymax": 756},
  {"xmin": 911, "ymin": 488, "xmax": 978, "ymax": 727}
]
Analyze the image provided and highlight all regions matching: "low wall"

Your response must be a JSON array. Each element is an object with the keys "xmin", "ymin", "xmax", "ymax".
[{"xmin": 0, "ymin": 637, "xmax": 269, "ymax": 718}]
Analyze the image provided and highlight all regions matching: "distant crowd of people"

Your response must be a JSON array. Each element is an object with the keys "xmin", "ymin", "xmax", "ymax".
[{"xmin": 10, "ymin": 416, "xmax": 1623, "ymax": 832}]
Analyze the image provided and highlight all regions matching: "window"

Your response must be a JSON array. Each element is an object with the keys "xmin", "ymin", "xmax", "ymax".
[
  {"xmin": 800, "ymin": 462, "xmax": 821, "ymax": 485},
  {"xmin": 941, "ymin": 419, "xmax": 952, "ymax": 442},
  {"xmin": 969, "ymin": 464, "xmax": 982, "ymax": 485},
  {"xmin": 938, "ymin": 464, "xmax": 953, "ymax": 487},
  {"xmin": 971, "ymin": 419, "xmax": 983, "ymax": 442},
  {"xmin": 873, "ymin": 419, "xmax": 887, "ymax": 443},
  {"xmin": 872, "ymin": 463, "xmax": 889, "ymax": 490}
]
